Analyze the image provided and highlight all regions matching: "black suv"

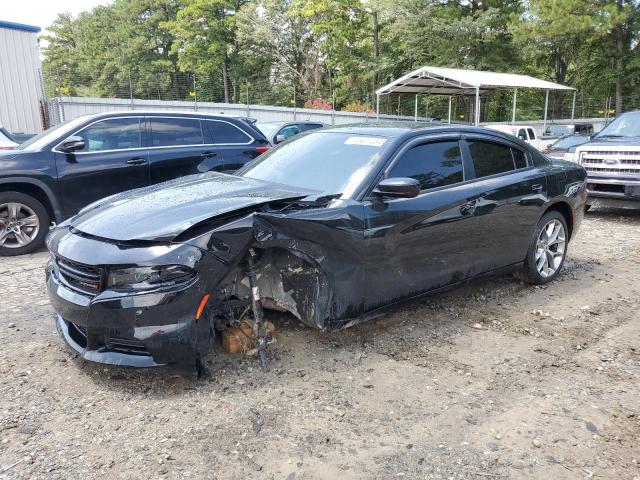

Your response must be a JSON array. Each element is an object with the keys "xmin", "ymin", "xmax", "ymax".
[{"xmin": 0, "ymin": 111, "xmax": 270, "ymax": 256}]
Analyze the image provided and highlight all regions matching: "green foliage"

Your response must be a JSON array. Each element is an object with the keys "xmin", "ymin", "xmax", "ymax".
[{"xmin": 42, "ymin": 0, "xmax": 640, "ymax": 117}]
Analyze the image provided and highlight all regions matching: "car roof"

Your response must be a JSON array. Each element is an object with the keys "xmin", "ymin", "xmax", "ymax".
[
  {"xmin": 257, "ymin": 120, "xmax": 328, "ymax": 126},
  {"xmin": 319, "ymin": 122, "xmax": 507, "ymax": 138},
  {"xmin": 78, "ymin": 110, "xmax": 248, "ymax": 121}
]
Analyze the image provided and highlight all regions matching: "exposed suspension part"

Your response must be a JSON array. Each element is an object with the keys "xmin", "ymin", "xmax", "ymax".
[{"xmin": 246, "ymin": 248, "xmax": 270, "ymax": 369}]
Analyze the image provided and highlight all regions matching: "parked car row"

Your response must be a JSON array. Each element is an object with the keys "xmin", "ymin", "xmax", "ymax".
[
  {"xmin": 0, "ymin": 112, "xmax": 272, "ymax": 255},
  {"xmin": 41, "ymin": 121, "xmax": 588, "ymax": 372}
]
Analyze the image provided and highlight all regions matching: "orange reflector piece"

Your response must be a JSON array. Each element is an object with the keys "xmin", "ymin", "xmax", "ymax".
[{"xmin": 195, "ymin": 294, "xmax": 210, "ymax": 321}]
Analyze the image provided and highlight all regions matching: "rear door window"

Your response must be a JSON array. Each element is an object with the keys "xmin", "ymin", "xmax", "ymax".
[
  {"xmin": 468, "ymin": 140, "xmax": 515, "ymax": 178},
  {"xmin": 527, "ymin": 128, "xmax": 536, "ymax": 140},
  {"xmin": 149, "ymin": 118, "xmax": 203, "ymax": 147},
  {"xmin": 387, "ymin": 140, "xmax": 464, "ymax": 191},
  {"xmin": 512, "ymin": 148, "xmax": 528, "ymax": 169},
  {"xmin": 202, "ymin": 120, "xmax": 252, "ymax": 144}
]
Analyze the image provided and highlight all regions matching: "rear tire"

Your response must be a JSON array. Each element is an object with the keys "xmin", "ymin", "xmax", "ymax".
[
  {"xmin": 522, "ymin": 211, "xmax": 568, "ymax": 285},
  {"xmin": 0, "ymin": 192, "xmax": 50, "ymax": 256}
]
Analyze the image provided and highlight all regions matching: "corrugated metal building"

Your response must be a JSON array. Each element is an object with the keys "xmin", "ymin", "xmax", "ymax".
[{"xmin": 0, "ymin": 20, "xmax": 43, "ymax": 134}]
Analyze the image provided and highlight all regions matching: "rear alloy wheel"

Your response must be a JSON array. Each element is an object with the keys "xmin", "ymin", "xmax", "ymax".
[
  {"xmin": 0, "ymin": 192, "xmax": 50, "ymax": 256},
  {"xmin": 523, "ymin": 211, "xmax": 568, "ymax": 284}
]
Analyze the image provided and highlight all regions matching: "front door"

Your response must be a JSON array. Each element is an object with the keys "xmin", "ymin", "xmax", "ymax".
[
  {"xmin": 54, "ymin": 116, "xmax": 149, "ymax": 217},
  {"xmin": 363, "ymin": 137, "xmax": 483, "ymax": 311}
]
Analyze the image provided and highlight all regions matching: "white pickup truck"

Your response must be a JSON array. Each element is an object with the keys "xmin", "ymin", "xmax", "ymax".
[{"xmin": 485, "ymin": 124, "xmax": 544, "ymax": 151}]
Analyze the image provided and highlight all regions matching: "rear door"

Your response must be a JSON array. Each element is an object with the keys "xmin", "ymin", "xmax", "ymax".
[
  {"xmin": 460, "ymin": 135, "xmax": 548, "ymax": 270},
  {"xmin": 54, "ymin": 116, "xmax": 149, "ymax": 216},
  {"xmin": 202, "ymin": 119, "xmax": 261, "ymax": 172},
  {"xmin": 147, "ymin": 116, "xmax": 223, "ymax": 184}
]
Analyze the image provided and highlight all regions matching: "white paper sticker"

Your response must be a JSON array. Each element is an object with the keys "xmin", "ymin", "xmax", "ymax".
[{"xmin": 344, "ymin": 136, "xmax": 387, "ymax": 147}]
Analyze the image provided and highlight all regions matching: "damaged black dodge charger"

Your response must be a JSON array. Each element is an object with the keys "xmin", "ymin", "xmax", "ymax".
[{"xmin": 45, "ymin": 124, "xmax": 587, "ymax": 372}]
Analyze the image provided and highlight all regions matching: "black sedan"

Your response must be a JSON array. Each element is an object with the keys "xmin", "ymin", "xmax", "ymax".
[{"xmin": 45, "ymin": 124, "xmax": 587, "ymax": 372}]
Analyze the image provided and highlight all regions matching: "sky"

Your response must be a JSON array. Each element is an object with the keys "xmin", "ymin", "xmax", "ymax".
[{"xmin": 2, "ymin": 0, "xmax": 109, "ymax": 32}]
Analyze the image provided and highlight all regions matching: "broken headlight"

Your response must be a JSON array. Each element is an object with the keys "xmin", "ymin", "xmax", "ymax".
[{"xmin": 107, "ymin": 265, "xmax": 196, "ymax": 291}]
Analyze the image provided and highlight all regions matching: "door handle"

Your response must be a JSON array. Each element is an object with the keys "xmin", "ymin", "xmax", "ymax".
[
  {"xmin": 200, "ymin": 151, "xmax": 217, "ymax": 158},
  {"xmin": 531, "ymin": 184, "xmax": 543, "ymax": 192},
  {"xmin": 126, "ymin": 157, "xmax": 147, "ymax": 165}
]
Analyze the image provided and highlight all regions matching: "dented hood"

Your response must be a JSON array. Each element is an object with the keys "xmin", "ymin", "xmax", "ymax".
[{"xmin": 69, "ymin": 172, "xmax": 314, "ymax": 242}]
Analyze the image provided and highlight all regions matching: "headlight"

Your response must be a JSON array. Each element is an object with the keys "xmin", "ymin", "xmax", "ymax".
[
  {"xmin": 107, "ymin": 265, "xmax": 196, "ymax": 291},
  {"xmin": 563, "ymin": 152, "xmax": 576, "ymax": 162}
]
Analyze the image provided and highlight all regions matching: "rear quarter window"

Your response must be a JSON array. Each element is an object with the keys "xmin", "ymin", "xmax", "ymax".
[{"xmin": 203, "ymin": 120, "xmax": 252, "ymax": 144}]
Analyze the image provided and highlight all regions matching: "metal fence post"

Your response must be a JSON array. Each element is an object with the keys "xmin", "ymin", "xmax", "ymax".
[
  {"xmin": 193, "ymin": 73, "xmax": 198, "ymax": 111},
  {"xmin": 246, "ymin": 84, "xmax": 250, "ymax": 118},
  {"xmin": 128, "ymin": 71, "xmax": 134, "ymax": 110},
  {"xmin": 293, "ymin": 85, "xmax": 297, "ymax": 121}
]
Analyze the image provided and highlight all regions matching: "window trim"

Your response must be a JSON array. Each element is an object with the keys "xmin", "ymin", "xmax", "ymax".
[{"xmin": 52, "ymin": 115, "xmax": 256, "ymax": 155}]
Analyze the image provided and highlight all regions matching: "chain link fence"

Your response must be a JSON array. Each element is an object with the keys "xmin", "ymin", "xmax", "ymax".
[{"xmin": 42, "ymin": 69, "xmax": 640, "ymax": 128}]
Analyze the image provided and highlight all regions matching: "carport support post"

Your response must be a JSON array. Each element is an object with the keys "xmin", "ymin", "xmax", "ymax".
[
  {"xmin": 571, "ymin": 90, "xmax": 577, "ymax": 122},
  {"xmin": 512, "ymin": 88, "xmax": 517, "ymax": 125},
  {"xmin": 414, "ymin": 94, "xmax": 418, "ymax": 122},
  {"xmin": 376, "ymin": 94, "xmax": 380, "ymax": 121},
  {"xmin": 447, "ymin": 96, "xmax": 452, "ymax": 124},
  {"xmin": 543, "ymin": 89, "xmax": 549, "ymax": 131}
]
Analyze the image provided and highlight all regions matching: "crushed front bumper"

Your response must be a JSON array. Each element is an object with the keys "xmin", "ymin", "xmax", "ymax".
[{"xmin": 46, "ymin": 261, "xmax": 210, "ymax": 369}]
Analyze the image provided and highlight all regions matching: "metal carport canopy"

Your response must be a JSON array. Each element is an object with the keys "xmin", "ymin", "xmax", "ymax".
[{"xmin": 374, "ymin": 66, "xmax": 576, "ymax": 126}]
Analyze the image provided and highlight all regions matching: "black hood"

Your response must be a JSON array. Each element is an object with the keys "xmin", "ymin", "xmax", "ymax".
[{"xmin": 69, "ymin": 172, "xmax": 315, "ymax": 242}]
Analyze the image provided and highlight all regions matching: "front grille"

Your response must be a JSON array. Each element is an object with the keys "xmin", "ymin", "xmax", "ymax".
[
  {"xmin": 584, "ymin": 167, "xmax": 640, "ymax": 175},
  {"xmin": 105, "ymin": 337, "xmax": 149, "ymax": 356},
  {"xmin": 67, "ymin": 321, "xmax": 150, "ymax": 357},
  {"xmin": 55, "ymin": 257, "xmax": 103, "ymax": 295},
  {"xmin": 580, "ymin": 150, "xmax": 640, "ymax": 176}
]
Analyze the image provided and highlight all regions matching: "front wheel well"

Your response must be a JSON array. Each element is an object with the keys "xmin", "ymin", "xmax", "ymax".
[
  {"xmin": 0, "ymin": 183, "xmax": 55, "ymax": 225},
  {"xmin": 543, "ymin": 202, "xmax": 574, "ymax": 240}
]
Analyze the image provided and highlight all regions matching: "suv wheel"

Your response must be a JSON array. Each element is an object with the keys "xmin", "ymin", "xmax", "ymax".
[
  {"xmin": 522, "ymin": 211, "xmax": 568, "ymax": 284},
  {"xmin": 0, "ymin": 192, "xmax": 50, "ymax": 256}
]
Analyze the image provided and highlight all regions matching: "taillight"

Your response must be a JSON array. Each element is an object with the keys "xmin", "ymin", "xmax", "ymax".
[
  {"xmin": 0, "ymin": 146, "xmax": 15, "ymax": 150},
  {"xmin": 255, "ymin": 146, "xmax": 271, "ymax": 154}
]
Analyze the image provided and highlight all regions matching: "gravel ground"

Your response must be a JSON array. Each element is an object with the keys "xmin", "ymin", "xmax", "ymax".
[{"xmin": 1, "ymin": 208, "xmax": 639, "ymax": 480}]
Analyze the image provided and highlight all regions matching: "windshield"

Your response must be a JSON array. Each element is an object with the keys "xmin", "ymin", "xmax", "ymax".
[
  {"xmin": 238, "ymin": 132, "xmax": 390, "ymax": 198},
  {"xmin": 552, "ymin": 135, "xmax": 588, "ymax": 149},
  {"xmin": 255, "ymin": 122, "xmax": 283, "ymax": 138},
  {"xmin": 546, "ymin": 125, "xmax": 572, "ymax": 136},
  {"xmin": 18, "ymin": 117, "xmax": 88, "ymax": 152},
  {"xmin": 596, "ymin": 111, "xmax": 640, "ymax": 138}
]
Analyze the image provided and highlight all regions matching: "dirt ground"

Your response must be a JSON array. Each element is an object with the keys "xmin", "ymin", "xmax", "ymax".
[{"xmin": 1, "ymin": 208, "xmax": 639, "ymax": 480}]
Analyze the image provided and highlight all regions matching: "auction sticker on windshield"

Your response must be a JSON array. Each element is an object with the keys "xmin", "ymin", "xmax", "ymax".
[{"xmin": 344, "ymin": 136, "xmax": 387, "ymax": 147}]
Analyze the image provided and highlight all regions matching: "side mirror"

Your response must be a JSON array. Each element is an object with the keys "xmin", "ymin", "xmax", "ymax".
[
  {"xmin": 546, "ymin": 143, "xmax": 553, "ymax": 149},
  {"xmin": 59, "ymin": 135, "xmax": 85, "ymax": 152},
  {"xmin": 274, "ymin": 134, "xmax": 286, "ymax": 144},
  {"xmin": 373, "ymin": 177, "xmax": 420, "ymax": 199}
]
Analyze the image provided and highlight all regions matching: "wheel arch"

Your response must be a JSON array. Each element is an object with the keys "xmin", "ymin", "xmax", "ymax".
[
  {"xmin": 542, "ymin": 201, "xmax": 574, "ymax": 240},
  {"xmin": 0, "ymin": 178, "xmax": 62, "ymax": 224},
  {"xmin": 242, "ymin": 246, "xmax": 334, "ymax": 330}
]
